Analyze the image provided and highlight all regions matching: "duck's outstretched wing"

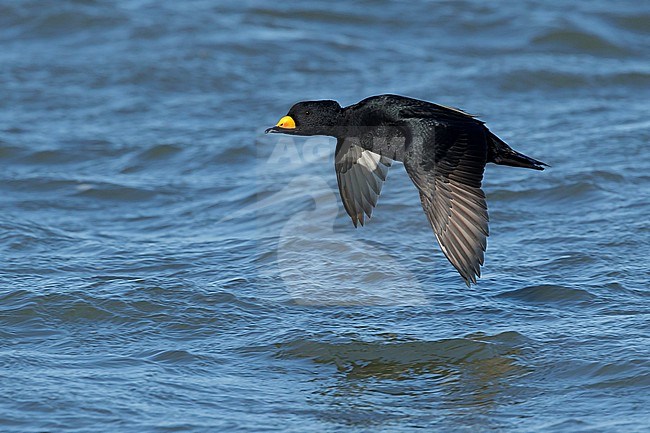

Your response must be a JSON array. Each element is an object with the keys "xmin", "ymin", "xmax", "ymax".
[
  {"xmin": 402, "ymin": 117, "xmax": 489, "ymax": 285},
  {"xmin": 335, "ymin": 140, "xmax": 392, "ymax": 227}
]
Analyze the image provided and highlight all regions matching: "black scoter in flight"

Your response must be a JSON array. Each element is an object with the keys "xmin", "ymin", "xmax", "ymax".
[{"xmin": 266, "ymin": 94, "xmax": 547, "ymax": 285}]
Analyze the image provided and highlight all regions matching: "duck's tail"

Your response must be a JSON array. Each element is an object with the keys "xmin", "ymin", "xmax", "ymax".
[{"xmin": 487, "ymin": 131, "xmax": 549, "ymax": 171}]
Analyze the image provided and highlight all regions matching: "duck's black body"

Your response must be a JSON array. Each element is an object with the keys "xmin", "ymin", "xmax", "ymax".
[{"xmin": 266, "ymin": 94, "xmax": 547, "ymax": 285}]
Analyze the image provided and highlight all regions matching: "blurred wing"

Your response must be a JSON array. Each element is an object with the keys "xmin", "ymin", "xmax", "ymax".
[
  {"xmin": 335, "ymin": 141, "xmax": 392, "ymax": 227},
  {"xmin": 403, "ymin": 120, "xmax": 489, "ymax": 285}
]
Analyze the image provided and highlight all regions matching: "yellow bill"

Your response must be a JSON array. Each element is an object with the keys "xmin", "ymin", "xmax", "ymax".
[{"xmin": 275, "ymin": 115, "xmax": 296, "ymax": 129}]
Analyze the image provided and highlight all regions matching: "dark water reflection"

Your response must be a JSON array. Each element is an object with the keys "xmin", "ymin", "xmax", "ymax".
[{"xmin": 276, "ymin": 332, "xmax": 532, "ymax": 429}]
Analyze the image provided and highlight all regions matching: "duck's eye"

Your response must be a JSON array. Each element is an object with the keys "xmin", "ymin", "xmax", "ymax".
[{"xmin": 305, "ymin": 111, "xmax": 311, "ymax": 116}]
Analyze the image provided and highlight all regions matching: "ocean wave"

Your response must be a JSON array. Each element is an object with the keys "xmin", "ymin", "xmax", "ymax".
[
  {"xmin": 497, "ymin": 285, "xmax": 595, "ymax": 305},
  {"xmin": 530, "ymin": 28, "xmax": 630, "ymax": 56},
  {"xmin": 0, "ymin": 2, "xmax": 128, "ymax": 40},
  {"xmin": 489, "ymin": 181, "xmax": 604, "ymax": 203},
  {"xmin": 0, "ymin": 283, "xmax": 273, "ymax": 331},
  {"xmin": 73, "ymin": 181, "xmax": 157, "ymax": 202}
]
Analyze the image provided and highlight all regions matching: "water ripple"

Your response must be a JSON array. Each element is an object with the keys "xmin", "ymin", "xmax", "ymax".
[{"xmin": 497, "ymin": 285, "xmax": 596, "ymax": 305}]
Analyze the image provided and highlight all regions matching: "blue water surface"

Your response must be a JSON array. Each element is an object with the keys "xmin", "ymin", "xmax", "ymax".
[{"xmin": 1, "ymin": 1, "xmax": 649, "ymax": 432}]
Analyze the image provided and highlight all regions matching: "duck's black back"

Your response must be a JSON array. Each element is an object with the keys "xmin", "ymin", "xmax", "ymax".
[
  {"xmin": 331, "ymin": 94, "xmax": 545, "ymax": 284},
  {"xmin": 336, "ymin": 95, "xmax": 489, "ymax": 284}
]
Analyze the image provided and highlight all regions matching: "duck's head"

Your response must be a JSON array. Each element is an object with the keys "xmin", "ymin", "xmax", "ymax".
[{"xmin": 266, "ymin": 100, "xmax": 342, "ymax": 136}]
